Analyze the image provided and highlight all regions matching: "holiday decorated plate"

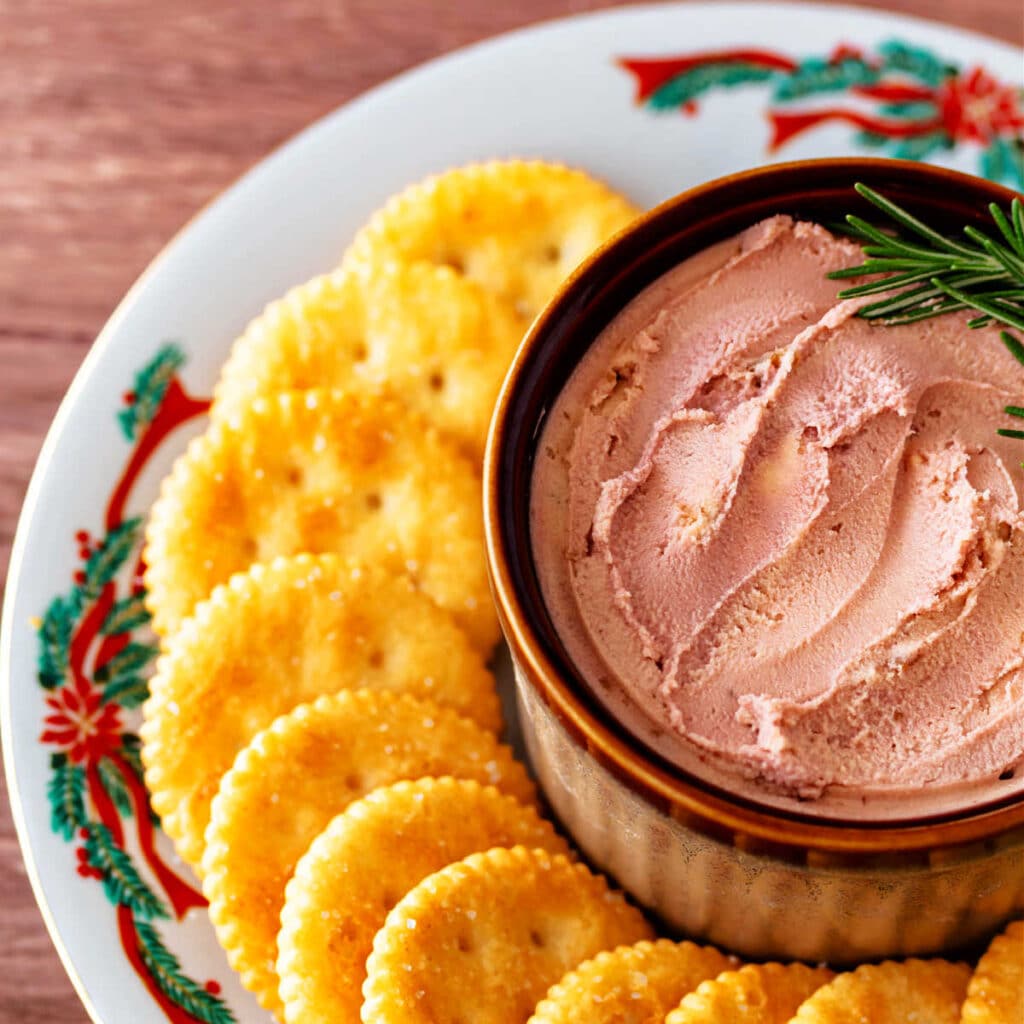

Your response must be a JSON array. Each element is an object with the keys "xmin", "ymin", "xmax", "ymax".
[{"xmin": 2, "ymin": 3, "xmax": 1021, "ymax": 1021}]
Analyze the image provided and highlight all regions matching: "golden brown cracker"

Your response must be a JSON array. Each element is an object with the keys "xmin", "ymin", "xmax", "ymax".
[
  {"xmin": 961, "ymin": 920, "xmax": 1023, "ymax": 1024},
  {"xmin": 665, "ymin": 962, "xmax": 834, "ymax": 1024},
  {"xmin": 790, "ymin": 959, "xmax": 971, "ymax": 1024},
  {"xmin": 277, "ymin": 778, "xmax": 570, "ymax": 1024},
  {"xmin": 529, "ymin": 938, "xmax": 735, "ymax": 1024},
  {"xmin": 201, "ymin": 690, "xmax": 535, "ymax": 1016},
  {"xmin": 362, "ymin": 845, "xmax": 653, "ymax": 1024},
  {"xmin": 213, "ymin": 262, "xmax": 523, "ymax": 460},
  {"xmin": 143, "ymin": 388, "xmax": 497, "ymax": 650},
  {"xmin": 141, "ymin": 553, "xmax": 501, "ymax": 871},
  {"xmin": 346, "ymin": 160, "xmax": 639, "ymax": 324}
]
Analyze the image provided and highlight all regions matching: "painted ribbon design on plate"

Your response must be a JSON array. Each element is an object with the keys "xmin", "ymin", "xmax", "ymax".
[
  {"xmin": 35, "ymin": 345, "xmax": 227, "ymax": 1023},
  {"xmin": 620, "ymin": 39, "xmax": 1024, "ymax": 188}
]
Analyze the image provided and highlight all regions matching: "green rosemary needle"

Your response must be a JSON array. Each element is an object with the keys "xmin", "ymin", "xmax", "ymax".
[{"xmin": 828, "ymin": 183, "xmax": 1024, "ymax": 440}]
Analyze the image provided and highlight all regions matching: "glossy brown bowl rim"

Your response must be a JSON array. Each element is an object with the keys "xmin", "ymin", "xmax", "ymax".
[{"xmin": 484, "ymin": 157, "xmax": 1024, "ymax": 857}]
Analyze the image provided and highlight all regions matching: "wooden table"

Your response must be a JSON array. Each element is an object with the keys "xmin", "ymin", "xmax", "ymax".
[{"xmin": 0, "ymin": 1, "xmax": 1020, "ymax": 1020}]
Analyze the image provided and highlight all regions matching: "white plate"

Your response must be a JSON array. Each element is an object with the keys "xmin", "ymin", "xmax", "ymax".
[{"xmin": 3, "ymin": 4, "xmax": 1021, "ymax": 1021}]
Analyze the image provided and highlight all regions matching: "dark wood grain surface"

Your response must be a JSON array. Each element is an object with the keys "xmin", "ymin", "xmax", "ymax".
[{"xmin": 1, "ymin": 2, "xmax": 1020, "ymax": 1021}]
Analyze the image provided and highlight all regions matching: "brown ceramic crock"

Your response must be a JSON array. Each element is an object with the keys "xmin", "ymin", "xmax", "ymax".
[{"xmin": 484, "ymin": 158, "xmax": 1024, "ymax": 964}]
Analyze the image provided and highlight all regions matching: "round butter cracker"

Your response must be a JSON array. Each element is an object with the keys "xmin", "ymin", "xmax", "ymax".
[
  {"xmin": 362, "ymin": 845, "xmax": 653, "ymax": 1024},
  {"xmin": 201, "ymin": 690, "xmax": 536, "ymax": 1017},
  {"xmin": 790, "ymin": 959, "xmax": 971, "ymax": 1024},
  {"xmin": 213, "ymin": 262, "xmax": 523, "ymax": 460},
  {"xmin": 665, "ymin": 962, "xmax": 834, "ymax": 1024},
  {"xmin": 278, "ymin": 778, "xmax": 570, "ymax": 1024},
  {"xmin": 529, "ymin": 938, "xmax": 735, "ymax": 1024},
  {"xmin": 961, "ymin": 919, "xmax": 1023, "ymax": 1024},
  {"xmin": 141, "ymin": 553, "xmax": 501, "ymax": 871},
  {"xmin": 346, "ymin": 160, "xmax": 640, "ymax": 325},
  {"xmin": 143, "ymin": 388, "xmax": 497, "ymax": 651}
]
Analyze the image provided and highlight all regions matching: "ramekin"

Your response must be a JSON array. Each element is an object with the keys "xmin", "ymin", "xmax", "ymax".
[{"xmin": 484, "ymin": 158, "xmax": 1024, "ymax": 964}]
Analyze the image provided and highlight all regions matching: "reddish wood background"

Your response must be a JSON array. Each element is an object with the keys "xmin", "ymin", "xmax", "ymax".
[{"xmin": 0, "ymin": 1, "xmax": 1020, "ymax": 1021}]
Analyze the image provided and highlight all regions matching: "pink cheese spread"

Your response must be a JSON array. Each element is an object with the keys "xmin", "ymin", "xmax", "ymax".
[{"xmin": 531, "ymin": 215, "xmax": 1024, "ymax": 818}]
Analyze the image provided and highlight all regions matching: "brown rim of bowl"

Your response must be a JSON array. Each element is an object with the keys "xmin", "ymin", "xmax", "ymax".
[{"xmin": 485, "ymin": 157, "xmax": 1024, "ymax": 858}]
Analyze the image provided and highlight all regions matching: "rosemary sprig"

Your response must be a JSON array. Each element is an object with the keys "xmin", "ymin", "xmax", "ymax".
[{"xmin": 828, "ymin": 184, "xmax": 1024, "ymax": 442}]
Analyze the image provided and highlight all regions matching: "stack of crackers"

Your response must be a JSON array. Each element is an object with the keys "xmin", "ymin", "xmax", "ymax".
[{"xmin": 138, "ymin": 160, "xmax": 1022, "ymax": 1024}]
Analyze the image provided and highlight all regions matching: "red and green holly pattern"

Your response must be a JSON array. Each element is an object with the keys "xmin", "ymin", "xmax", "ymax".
[
  {"xmin": 36, "ymin": 344, "xmax": 225, "ymax": 1023},
  {"xmin": 620, "ymin": 39, "xmax": 1024, "ymax": 188}
]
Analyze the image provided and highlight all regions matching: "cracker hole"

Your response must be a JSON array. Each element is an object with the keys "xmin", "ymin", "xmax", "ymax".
[
  {"xmin": 528, "ymin": 929, "xmax": 545, "ymax": 948},
  {"xmin": 456, "ymin": 932, "xmax": 473, "ymax": 953},
  {"xmin": 368, "ymin": 649, "xmax": 384, "ymax": 669},
  {"xmin": 428, "ymin": 372, "xmax": 445, "ymax": 392},
  {"xmin": 541, "ymin": 243, "xmax": 560, "ymax": 263},
  {"xmin": 286, "ymin": 466, "xmax": 304, "ymax": 486},
  {"xmin": 365, "ymin": 492, "xmax": 382, "ymax": 511},
  {"xmin": 441, "ymin": 254, "xmax": 465, "ymax": 274},
  {"xmin": 343, "ymin": 773, "xmax": 362, "ymax": 791},
  {"xmin": 353, "ymin": 342, "xmax": 368, "ymax": 362}
]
